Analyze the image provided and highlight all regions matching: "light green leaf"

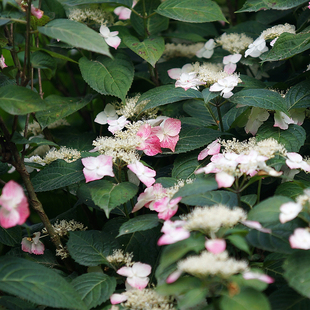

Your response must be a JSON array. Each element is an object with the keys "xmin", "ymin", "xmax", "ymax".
[
  {"xmin": 256, "ymin": 122, "xmax": 306, "ymax": 152},
  {"xmin": 247, "ymin": 196, "xmax": 292, "ymax": 224},
  {"xmin": 178, "ymin": 287, "xmax": 209, "ymax": 309},
  {"xmin": 157, "ymin": 277, "xmax": 203, "ymax": 296},
  {"xmin": 0, "ymin": 226, "xmax": 22, "ymax": 246},
  {"xmin": 38, "ymin": 19, "xmax": 111, "ymax": 57},
  {"xmin": 220, "ymin": 288, "xmax": 271, "ymax": 310},
  {"xmin": 0, "ymin": 257, "xmax": 86, "ymax": 310},
  {"xmin": 118, "ymin": 214, "xmax": 159, "ymax": 237},
  {"xmin": 0, "ymin": 85, "xmax": 46, "ymax": 115},
  {"xmin": 260, "ymin": 32, "xmax": 310, "ymax": 62},
  {"xmin": 283, "ymin": 251, "xmax": 310, "ymax": 298},
  {"xmin": 31, "ymin": 160, "xmax": 85, "ymax": 192},
  {"xmin": 123, "ymin": 35, "xmax": 164, "ymax": 67},
  {"xmin": 67, "ymin": 231, "xmax": 118, "ymax": 267},
  {"xmin": 156, "ymin": 0, "xmax": 227, "ymax": 23},
  {"xmin": 262, "ymin": 0, "xmax": 308, "ymax": 10},
  {"xmin": 36, "ymin": 94, "xmax": 95, "ymax": 129},
  {"xmin": 77, "ymin": 180, "xmax": 138, "ymax": 218},
  {"xmin": 229, "ymin": 89, "xmax": 289, "ymax": 113},
  {"xmin": 172, "ymin": 150, "xmax": 200, "ymax": 179},
  {"xmin": 140, "ymin": 85, "xmax": 203, "ymax": 111},
  {"xmin": 72, "ymin": 273, "xmax": 116, "ymax": 309},
  {"xmin": 171, "ymin": 126, "xmax": 220, "ymax": 154},
  {"xmin": 57, "ymin": 0, "xmax": 132, "ymax": 5},
  {"xmin": 227, "ymin": 234, "xmax": 251, "ymax": 254},
  {"xmin": 79, "ymin": 52, "xmax": 134, "ymax": 101},
  {"xmin": 285, "ymin": 80, "xmax": 310, "ymax": 110},
  {"xmin": 181, "ymin": 190, "xmax": 238, "ymax": 207}
]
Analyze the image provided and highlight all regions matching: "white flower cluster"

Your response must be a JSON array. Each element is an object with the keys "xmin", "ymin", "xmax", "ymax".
[
  {"xmin": 68, "ymin": 7, "xmax": 113, "ymax": 25},
  {"xmin": 42, "ymin": 219, "xmax": 87, "ymax": 237},
  {"xmin": 43, "ymin": 146, "xmax": 81, "ymax": 164},
  {"xmin": 216, "ymin": 32, "xmax": 253, "ymax": 54},
  {"xmin": 178, "ymin": 250, "xmax": 248, "ymax": 278},
  {"xmin": 107, "ymin": 249, "xmax": 134, "ymax": 267},
  {"xmin": 183, "ymin": 204, "xmax": 247, "ymax": 234},
  {"xmin": 163, "ymin": 43, "xmax": 204, "ymax": 60}
]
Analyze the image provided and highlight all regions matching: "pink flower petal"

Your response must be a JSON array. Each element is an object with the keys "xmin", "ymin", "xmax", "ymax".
[
  {"xmin": 205, "ymin": 239, "xmax": 226, "ymax": 254},
  {"xmin": 289, "ymin": 228, "xmax": 310, "ymax": 250},
  {"xmin": 127, "ymin": 162, "xmax": 156, "ymax": 187},
  {"xmin": 166, "ymin": 270, "xmax": 182, "ymax": 283},
  {"xmin": 243, "ymin": 271, "xmax": 274, "ymax": 284},
  {"xmin": 168, "ymin": 68, "xmax": 182, "ymax": 80},
  {"xmin": 126, "ymin": 277, "xmax": 149, "ymax": 290},
  {"xmin": 215, "ymin": 172, "xmax": 235, "ymax": 188},
  {"xmin": 110, "ymin": 293, "xmax": 128, "ymax": 304},
  {"xmin": 132, "ymin": 262, "xmax": 151, "ymax": 277},
  {"xmin": 117, "ymin": 266, "xmax": 134, "ymax": 277}
]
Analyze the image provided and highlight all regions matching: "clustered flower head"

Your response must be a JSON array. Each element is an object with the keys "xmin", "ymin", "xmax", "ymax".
[
  {"xmin": 39, "ymin": 146, "xmax": 81, "ymax": 164},
  {"xmin": 216, "ymin": 32, "xmax": 253, "ymax": 54},
  {"xmin": 42, "ymin": 219, "xmax": 87, "ymax": 237},
  {"xmin": 68, "ymin": 7, "xmax": 112, "ymax": 25},
  {"xmin": 107, "ymin": 249, "xmax": 134, "ymax": 267},
  {"xmin": 163, "ymin": 43, "xmax": 204, "ymax": 60}
]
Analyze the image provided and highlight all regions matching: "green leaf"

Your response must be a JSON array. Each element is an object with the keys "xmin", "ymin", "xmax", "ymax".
[
  {"xmin": 118, "ymin": 214, "xmax": 159, "ymax": 237},
  {"xmin": 11, "ymin": 132, "xmax": 58, "ymax": 147},
  {"xmin": 67, "ymin": 231, "xmax": 118, "ymax": 267},
  {"xmin": 183, "ymin": 100, "xmax": 214, "ymax": 124},
  {"xmin": 256, "ymin": 122, "xmax": 306, "ymax": 152},
  {"xmin": 236, "ymin": 0, "xmax": 269, "ymax": 12},
  {"xmin": 181, "ymin": 190, "xmax": 238, "ymax": 207},
  {"xmin": 172, "ymin": 126, "xmax": 220, "ymax": 154},
  {"xmin": 31, "ymin": 160, "xmax": 85, "ymax": 192},
  {"xmin": 260, "ymin": 32, "xmax": 310, "ymax": 62},
  {"xmin": 123, "ymin": 35, "xmax": 164, "ymax": 67},
  {"xmin": 283, "ymin": 250, "xmax": 310, "ymax": 298},
  {"xmin": 241, "ymin": 194, "xmax": 257, "ymax": 208},
  {"xmin": 32, "ymin": 47, "xmax": 78, "ymax": 63},
  {"xmin": 31, "ymin": 50, "xmax": 57, "ymax": 79},
  {"xmin": 79, "ymin": 52, "xmax": 134, "ymax": 101},
  {"xmin": 178, "ymin": 287, "xmax": 209, "ymax": 309},
  {"xmin": 36, "ymin": 94, "xmax": 95, "ymax": 129},
  {"xmin": 77, "ymin": 180, "xmax": 138, "ymax": 218},
  {"xmin": 131, "ymin": 0, "xmax": 169, "ymax": 37},
  {"xmin": 157, "ymin": 277, "xmax": 203, "ymax": 295},
  {"xmin": 275, "ymin": 182, "xmax": 306, "ymax": 199},
  {"xmin": 140, "ymin": 85, "xmax": 203, "ymax": 111},
  {"xmin": 172, "ymin": 150, "xmax": 200, "ymax": 179},
  {"xmin": 71, "ymin": 273, "xmax": 116, "ymax": 309},
  {"xmin": 156, "ymin": 0, "xmax": 227, "ymax": 23},
  {"xmin": 262, "ymin": 0, "xmax": 308, "ymax": 10},
  {"xmin": 247, "ymin": 196, "xmax": 292, "ymax": 224},
  {"xmin": 222, "ymin": 105, "xmax": 249, "ymax": 131},
  {"xmin": 269, "ymin": 286, "xmax": 310, "ymax": 310},
  {"xmin": 58, "ymin": 0, "xmax": 133, "ymax": 5},
  {"xmin": 0, "ymin": 85, "xmax": 46, "ymax": 115},
  {"xmin": 38, "ymin": 19, "xmax": 111, "ymax": 57},
  {"xmin": 285, "ymin": 80, "xmax": 310, "ymax": 110},
  {"xmin": 220, "ymin": 288, "xmax": 271, "ymax": 310},
  {"xmin": 229, "ymin": 89, "xmax": 289, "ymax": 113},
  {"xmin": 227, "ymin": 234, "xmax": 251, "ymax": 254},
  {"xmin": 173, "ymin": 176, "xmax": 218, "ymax": 198},
  {"xmin": 0, "ymin": 257, "xmax": 86, "ymax": 310},
  {"xmin": 0, "ymin": 296, "xmax": 36, "ymax": 310},
  {"xmin": 0, "ymin": 226, "xmax": 22, "ymax": 246}
]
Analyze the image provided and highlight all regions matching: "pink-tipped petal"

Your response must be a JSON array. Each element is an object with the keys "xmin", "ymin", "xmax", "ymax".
[
  {"xmin": 126, "ymin": 277, "xmax": 149, "ymax": 290},
  {"xmin": 132, "ymin": 262, "xmax": 151, "ymax": 277},
  {"xmin": 167, "ymin": 68, "xmax": 182, "ymax": 80},
  {"xmin": 166, "ymin": 270, "xmax": 182, "ymax": 283},
  {"xmin": 215, "ymin": 172, "xmax": 235, "ymax": 188},
  {"xmin": 110, "ymin": 293, "xmax": 128, "ymax": 304},
  {"xmin": 243, "ymin": 271, "xmax": 274, "ymax": 284},
  {"xmin": 205, "ymin": 239, "xmax": 226, "ymax": 254},
  {"xmin": 117, "ymin": 266, "xmax": 134, "ymax": 277}
]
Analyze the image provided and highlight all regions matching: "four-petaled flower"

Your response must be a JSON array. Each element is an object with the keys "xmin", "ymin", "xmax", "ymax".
[
  {"xmin": 0, "ymin": 180, "xmax": 30, "ymax": 229},
  {"xmin": 21, "ymin": 232, "xmax": 45, "ymax": 255},
  {"xmin": 82, "ymin": 155, "xmax": 114, "ymax": 183},
  {"xmin": 117, "ymin": 262, "xmax": 151, "ymax": 290},
  {"xmin": 157, "ymin": 220, "xmax": 190, "ymax": 246},
  {"xmin": 94, "ymin": 104, "xmax": 118, "ymax": 125},
  {"xmin": 127, "ymin": 161, "xmax": 156, "ymax": 187},
  {"xmin": 99, "ymin": 25, "xmax": 121, "ymax": 49},
  {"xmin": 223, "ymin": 54, "xmax": 242, "ymax": 74},
  {"xmin": 196, "ymin": 39, "xmax": 215, "ymax": 59},
  {"xmin": 245, "ymin": 37, "xmax": 268, "ymax": 58},
  {"xmin": 107, "ymin": 116, "xmax": 130, "ymax": 134},
  {"xmin": 209, "ymin": 75, "xmax": 239, "ymax": 98}
]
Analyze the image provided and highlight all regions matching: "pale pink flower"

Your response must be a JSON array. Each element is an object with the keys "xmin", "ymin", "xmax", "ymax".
[
  {"xmin": 110, "ymin": 293, "xmax": 128, "ymax": 305},
  {"xmin": 132, "ymin": 183, "xmax": 166, "ymax": 212},
  {"xmin": 21, "ymin": 232, "xmax": 45, "ymax": 255},
  {"xmin": 117, "ymin": 262, "xmax": 151, "ymax": 290},
  {"xmin": 205, "ymin": 238, "xmax": 226, "ymax": 254},
  {"xmin": 237, "ymin": 150, "xmax": 268, "ymax": 176},
  {"xmin": 198, "ymin": 139, "xmax": 221, "ymax": 160},
  {"xmin": 245, "ymin": 37, "xmax": 268, "ymax": 58},
  {"xmin": 223, "ymin": 54, "xmax": 242, "ymax": 74},
  {"xmin": 114, "ymin": 1, "xmax": 136, "ymax": 20},
  {"xmin": 241, "ymin": 220, "xmax": 271, "ymax": 234},
  {"xmin": 127, "ymin": 161, "xmax": 156, "ymax": 187},
  {"xmin": 274, "ymin": 111, "xmax": 294, "ymax": 130},
  {"xmin": 279, "ymin": 201, "xmax": 302, "ymax": 223},
  {"xmin": 215, "ymin": 171, "xmax": 235, "ymax": 188},
  {"xmin": 175, "ymin": 72, "xmax": 205, "ymax": 91},
  {"xmin": 153, "ymin": 196, "xmax": 182, "ymax": 220},
  {"xmin": 81, "ymin": 155, "xmax": 114, "ymax": 183},
  {"xmin": 243, "ymin": 271, "xmax": 274, "ymax": 283},
  {"xmin": 94, "ymin": 104, "xmax": 118, "ymax": 125},
  {"xmin": 196, "ymin": 39, "xmax": 215, "ymax": 59},
  {"xmin": 166, "ymin": 269, "xmax": 182, "ymax": 283},
  {"xmin": 289, "ymin": 228, "xmax": 310, "ymax": 250},
  {"xmin": 286, "ymin": 152, "xmax": 310, "ymax": 172},
  {"xmin": 152, "ymin": 118, "xmax": 181, "ymax": 152},
  {"xmin": 157, "ymin": 220, "xmax": 190, "ymax": 246},
  {"xmin": 167, "ymin": 64, "xmax": 194, "ymax": 80},
  {"xmin": 31, "ymin": 5, "xmax": 43, "ymax": 19},
  {"xmin": 136, "ymin": 123, "xmax": 162, "ymax": 156},
  {"xmin": 308, "ymin": 1, "xmax": 310, "ymax": 9},
  {"xmin": 290, "ymin": 109, "xmax": 305, "ymax": 126},
  {"xmin": 99, "ymin": 25, "xmax": 121, "ymax": 49},
  {"xmin": 107, "ymin": 116, "xmax": 130, "ymax": 134},
  {"xmin": 245, "ymin": 107, "xmax": 270, "ymax": 135},
  {"xmin": 0, "ymin": 55, "xmax": 7, "ymax": 69},
  {"xmin": 0, "ymin": 180, "xmax": 29, "ymax": 229},
  {"xmin": 209, "ymin": 75, "xmax": 239, "ymax": 98}
]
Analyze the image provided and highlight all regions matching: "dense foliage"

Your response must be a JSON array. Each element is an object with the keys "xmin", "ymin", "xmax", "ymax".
[{"xmin": 0, "ymin": 0, "xmax": 310, "ymax": 309}]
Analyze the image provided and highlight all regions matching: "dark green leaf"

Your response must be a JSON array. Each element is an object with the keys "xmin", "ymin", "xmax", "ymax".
[
  {"xmin": 38, "ymin": 19, "xmax": 111, "ymax": 57},
  {"xmin": 118, "ymin": 214, "xmax": 159, "ymax": 236},
  {"xmin": 229, "ymin": 89, "xmax": 289, "ymax": 113},
  {"xmin": 285, "ymin": 80, "xmax": 310, "ymax": 110},
  {"xmin": 275, "ymin": 182, "xmax": 306, "ymax": 199},
  {"xmin": 58, "ymin": 0, "xmax": 132, "ymax": 5},
  {"xmin": 79, "ymin": 52, "xmax": 134, "ymax": 101},
  {"xmin": 0, "ymin": 226, "xmax": 22, "ymax": 246},
  {"xmin": 262, "ymin": 0, "xmax": 308, "ymax": 10},
  {"xmin": 227, "ymin": 234, "xmax": 251, "ymax": 254},
  {"xmin": 236, "ymin": 0, "xmax": 269, "ymax": 12},
  {"xmin": 67, "ymin": 231, "xmax": 118, "ymax": 267},
  {"xmin": 0, "ymin": 257, "xmax": 86, "ymax": 310},
  {"xmin": 31, "ymin": 160, "xmax": 84, "ymax": 192},
  {"xmin": 77, "ymin": 180, "xmax": 138, "ymax": 218},
  {"xmin": 156, "ymin": 0, "xmax": 227, "ymax": 23},
  {"xmin": 31, "ymin": 50, "xmax": 57, "ymax": 79},
  {"xmin": 0, "ymin": 85, "xmax": 46, "ymax": 115},
  {"xmin": 183, "ymin": 99, "xmax": 214, "ymax": 124},
  {"xmin": 172, "ymin": 150, "xmax": 200, "ymax": 179},
  {"xmin": 72, "ymin": 273, "xmax": 116, "ymax": 309},
  {"xmin": 0, "ymin": 296, "xmax": 37, "ymax": 310}
]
